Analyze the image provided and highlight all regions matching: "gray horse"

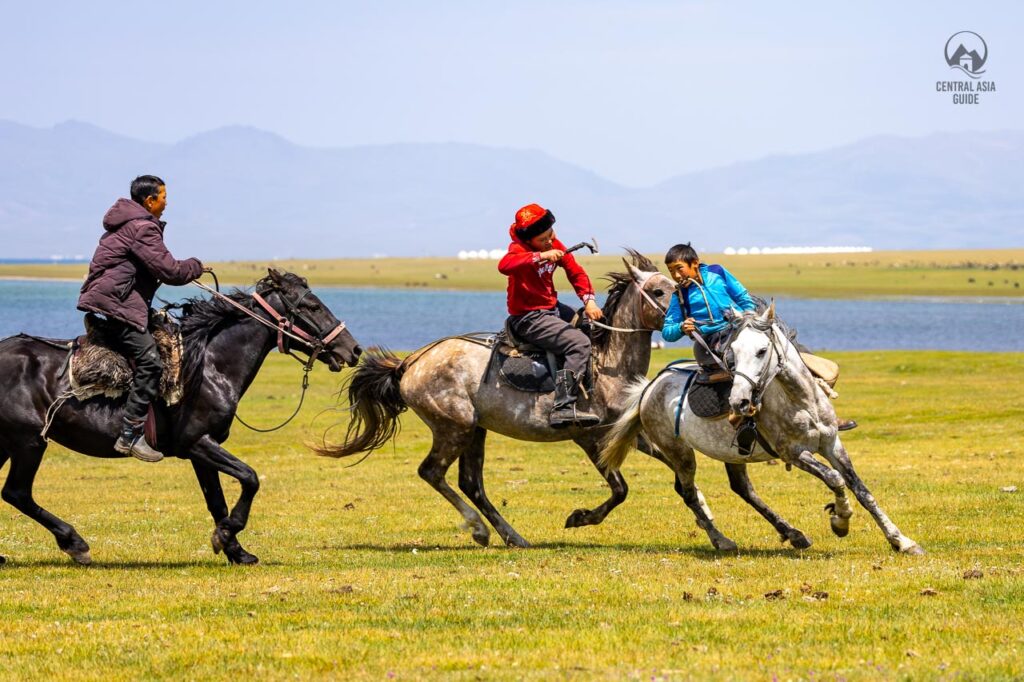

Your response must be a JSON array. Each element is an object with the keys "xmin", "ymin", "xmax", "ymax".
[
  {"xmin": 317, "ymin": 251, "xmax": 675, "ymax": 547},
  {"xmin": 599, "ymin": 303, "xmax": 924, "ymax": 555}
]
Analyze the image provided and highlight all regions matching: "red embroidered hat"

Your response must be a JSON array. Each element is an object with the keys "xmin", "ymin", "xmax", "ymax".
[{"xmin": 512, "ymin": 203, "xmax": 556, "ymax": 240}]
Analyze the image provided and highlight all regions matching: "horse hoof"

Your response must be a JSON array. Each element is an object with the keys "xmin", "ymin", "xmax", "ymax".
[
  {"xmin": 227, "ymin": 550, "xmax": 260, "ymax": 566},
  {"xmin": 65, "ymin": 548, "xmax": 92, "ymax": 566},
  {"xmin": 895, "ymin": 542, "xmax": 925, "ymax": 556},
  {"xmin": 829, "ymin": 515, "xmax": 850, "ymax": 538},
  {"xmin": 0, "ymin": 555, "xmax": 7, "ymax": 566},
  {"xmin": 209, "ymin": 524, "xmax": 224, "ymax": 552},
  {"xmin": 459, "ymin": 520, "xmax": 490, "ymax": 547},
  {"xmin": 504, "ymin": 535, "xmax": 531, "ymax": 549},
  {"xmin": 564, "ymin": 509, "xmax": 592, "ymax": 528},
  {"xmin": 786, "ymin": 531, "xmax": 813, "ymax": 550},
  {"xmin": 713, "ymin": 538, "xmax": 738, "ymax": 552}
]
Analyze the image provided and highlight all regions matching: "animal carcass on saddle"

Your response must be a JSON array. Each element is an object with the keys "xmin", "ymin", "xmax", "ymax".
[{"xmin": 44, "ymin": 310, "xmax": 187, "ymax": 443}]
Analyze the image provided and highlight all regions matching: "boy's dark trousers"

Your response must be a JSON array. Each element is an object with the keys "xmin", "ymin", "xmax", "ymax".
[
  {"xmin": 507, "ymin": 302, "xmax": 590, "ymax": 378},
  {"xmin": 692, "ymin": 329, "xmax": 731, "ymax": 375},
  {"xmin": 97, "ymin": 315, "xmax": 163, "ymax": 422}
]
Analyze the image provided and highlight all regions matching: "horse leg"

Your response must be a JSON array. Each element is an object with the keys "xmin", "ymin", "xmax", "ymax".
[
  {"xmin": 725, "ymin": 462, "xmax": 812, "ymax": 549},
  {"xmin": 418, "ymin": 429, "xmax": 498, "ymax": 548},
  {"xmin": 457, "ymin": 428, "xmax": 529, "ymax": 548},
  {"xmin": 564, "ymin": 433, "xmax": 629, "ymax": 529},
  {"xmin": 189, "ymin": 436, "xmax": 261, "ymax": 565},
  {"xmin": 789, "ymin": 451, "xmax": 855, "ymax": 539},
  {"xmin": 0, "ymin": 438, "xmax": 91, "ymax": 564},
  {"xmin": 822, "ymin": 440, "xmax": 924, "ymax": 554},
  {"xmin": 662, "ymin": 444, "xmax": 737, "ymax": 551},
  {"xmin": 190, "ymin": 459, "xmax": 258, "ymax": 565},
  {"xmin": 640, "ymin": 443, "xmax": 717, "ymax": 538},
  {"xmin": 0, "ymin": 450, "xmax": 8, "ymax": 565}
]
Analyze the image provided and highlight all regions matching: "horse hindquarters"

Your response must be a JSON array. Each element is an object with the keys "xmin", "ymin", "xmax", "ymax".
[
  {"xmin": 0, "ymin": 436, "xmax": 92, "ymax": 564},
  {"xmin": 0, "ymin": 340, "xmax": 95, "ymax": 564}
]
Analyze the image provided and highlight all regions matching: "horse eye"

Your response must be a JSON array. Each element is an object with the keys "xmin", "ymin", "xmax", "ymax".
[
  {"xmin": 756, "ymin": 348, "xmax": 768, "ymax": 357},
  {"xmin": 652, "ymin": 289, "xmax": 664, "ymax": 297}
]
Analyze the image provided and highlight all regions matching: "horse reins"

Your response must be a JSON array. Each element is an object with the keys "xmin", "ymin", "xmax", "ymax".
[
  {"xmin": 191, "ymin": 277, "xmax": 348, "ymax": 432},
  {"xmin": 192, "ymin": 280, "xmax": 346, "ymax": 362},
  {"xmin": 731, "ymin": 324, "xmax": 787, "ymax": 409},
  {"xmin": 587, "ymin": 271, "xmax": 668, "ymax": 334}
]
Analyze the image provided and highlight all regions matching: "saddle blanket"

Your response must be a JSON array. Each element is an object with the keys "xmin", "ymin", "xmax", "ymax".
[
  {"xmin": 493, "ymin": 347, "xmax": 557, "ymax": 393},
  {"xmin": 68, "ymin": 311, "xmax": 185, "ymax": 405}
]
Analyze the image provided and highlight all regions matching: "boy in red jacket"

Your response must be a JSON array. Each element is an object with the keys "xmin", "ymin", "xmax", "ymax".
[{"xmin": 498, "ymin": 203, "xmax": 604, "ymax": 428}]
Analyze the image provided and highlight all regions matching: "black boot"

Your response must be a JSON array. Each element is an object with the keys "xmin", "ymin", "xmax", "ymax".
[
  {"xmin": 549, "ymin": 370, "xmax": 600, "ymax": 429},
  {"xmin": 114, "ymin": 417, "xmax": 164, "ymax": 462}
]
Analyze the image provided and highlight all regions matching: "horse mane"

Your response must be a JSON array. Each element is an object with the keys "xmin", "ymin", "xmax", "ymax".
[
  {"xmin": 165, "ymin": 273, "xmax": 289, "ymax": 395},
  {"xmin": 729, "ymin": 297, "xmax": 799, "ymax": 349},
  {"xmin": 592, "ymin": 249, "xmax": 659, "ymax": 349}
]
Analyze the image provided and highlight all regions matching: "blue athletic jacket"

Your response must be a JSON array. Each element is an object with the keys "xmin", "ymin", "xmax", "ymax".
[{"xmin": 662, "ymin": 264, "xmax": 756, "ymax": 341}]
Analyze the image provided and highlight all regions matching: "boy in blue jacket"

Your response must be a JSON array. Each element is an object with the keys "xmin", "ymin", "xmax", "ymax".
[
  {"xmin": 662, "ymin": 242, "xmax": 856, "ymax": 430},
  {"xmin": 662, "ymin": 243, "xmax": 755, "ymax": 371}
]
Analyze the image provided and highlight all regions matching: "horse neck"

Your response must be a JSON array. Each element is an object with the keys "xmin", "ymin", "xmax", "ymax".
[
  {"xmin": 764, "ymin": 327, "xmax": 822, "ymax": 415},
  {"xmin": 203, "ymin": 314, "xmax": 279, "ymax": 399},
  {"xmin": 594, "ymin": 289, "xmax": 652, "ymax": 382}
]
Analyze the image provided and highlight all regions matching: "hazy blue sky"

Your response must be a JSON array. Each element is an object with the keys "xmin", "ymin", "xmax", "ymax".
[{"xmin": 1, "ymin": 1, "xmax": 1020, "ymax": 185}]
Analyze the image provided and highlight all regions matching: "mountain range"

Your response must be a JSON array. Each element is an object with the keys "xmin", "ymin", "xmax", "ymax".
[{"xmin": 0, "ymin": 120, "xmax": 1020, "ymax": 259}]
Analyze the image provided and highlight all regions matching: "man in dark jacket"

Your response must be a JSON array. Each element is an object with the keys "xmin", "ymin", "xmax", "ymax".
[{"xmin": 78, "ymin": 175, "xmax": 204, "ymax": 462}]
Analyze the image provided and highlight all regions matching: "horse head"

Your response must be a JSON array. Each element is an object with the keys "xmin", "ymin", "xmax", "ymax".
[
  {"xmin": 257, "ymin": 268, "xmax": 363, "ymax": 370},
  {"xmin": 727, "ymin": 302, "xmax": 786, "ymax": 417},
  {"xmin": 600, "ymin": 250, "xmax": 675, "ymax": 335}
]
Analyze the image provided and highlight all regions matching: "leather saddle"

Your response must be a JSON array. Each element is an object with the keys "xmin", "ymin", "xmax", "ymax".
[
  {"xmin": 686, "ymin": 369, "xmax": 733, "ymax": 419},
  {"xmin": 486, "ymin": 313, "xmax": 593, "ymax": 394},
  {"xmin": 661, "ymin": 361, "xmax": 733, "ymax": 421},
  {"xmin": 67, "ymin": 310, "xmax": 185, "ymax": 406}
]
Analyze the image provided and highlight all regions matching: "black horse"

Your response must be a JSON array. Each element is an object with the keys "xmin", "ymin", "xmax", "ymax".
[{"xmin": 0, "ymin": 269, "xmax": 362, "ymax": 566}]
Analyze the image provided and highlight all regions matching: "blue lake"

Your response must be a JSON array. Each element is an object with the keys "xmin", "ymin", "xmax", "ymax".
[{"xmin": 0, "ymin": 280, "xmax": 1022, "ymax": 352}]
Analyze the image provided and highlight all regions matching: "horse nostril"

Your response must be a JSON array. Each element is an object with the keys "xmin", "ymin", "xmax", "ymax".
[{"xmin": 353, "ymin": 345, "xmax": 363, "ymax": 357}]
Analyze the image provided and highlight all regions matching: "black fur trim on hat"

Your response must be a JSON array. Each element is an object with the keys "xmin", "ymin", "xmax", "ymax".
[{"xmin": 515, "ymin": 210, "xmax": 556, "ymax": 241}]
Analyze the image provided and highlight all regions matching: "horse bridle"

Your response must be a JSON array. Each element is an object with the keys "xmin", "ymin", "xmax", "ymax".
[
  {"xmin": 251, "ymin": 286, "xmax": 347, "ymax": 363},
  {"xmin": 731, "ymin": 323, "xmax": 787, "ymax": 409},
  {"xmin": 588, "ymin": 270, "xmax": 669, "ymax": 334},
  {"xmin": 633, "ymin": 271, "xmax": 669, "ymax": 319}
]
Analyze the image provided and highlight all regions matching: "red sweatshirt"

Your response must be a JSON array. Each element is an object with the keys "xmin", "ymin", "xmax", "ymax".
[{"xmin": 497, "ymin": 226, "xmax": 596, "ymax": 315}]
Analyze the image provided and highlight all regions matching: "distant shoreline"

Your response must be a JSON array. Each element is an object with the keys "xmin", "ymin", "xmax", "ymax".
[
  {"xmin": 0, "ymin": 275, "xmax": 83, "ymax": 282},
  {"xmin": 0, "ymin": 248, "xmax": 1021, "ymax": 299}
]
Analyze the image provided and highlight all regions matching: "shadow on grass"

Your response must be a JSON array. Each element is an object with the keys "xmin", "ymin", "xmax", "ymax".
[
  {"xmin": 0, "ymin": 557, "xmax": 286, "ymax": 570},
  {"xmin": 330, "ymin": 540, "xmax": 840, "ymax": 561}
]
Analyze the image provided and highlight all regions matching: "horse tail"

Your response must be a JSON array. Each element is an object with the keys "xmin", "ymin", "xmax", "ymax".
[
  {"xmin": 598, "ymin": 377, "xmax": 650, "ymax": 471},
  {"xmin": 314, "ymin": 348, "xmax": 407, "ymax": 459}
]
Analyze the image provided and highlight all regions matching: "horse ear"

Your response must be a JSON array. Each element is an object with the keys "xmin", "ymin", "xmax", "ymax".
[
  {"xmin": 622, "ymin": 259, "xmax": 645, "ymax": 281},
  {"xmin": 267, "ymin": 268, "xmax": 283, "ymax": 285},
  {"xmin": 766, "ymin": 299, "xmax": 776, "ymax": 320}
]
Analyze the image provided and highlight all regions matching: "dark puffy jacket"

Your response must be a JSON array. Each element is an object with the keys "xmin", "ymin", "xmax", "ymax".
[{"xmin": 78, "ymin": 198, "xmax": 203, "ymax": 331}]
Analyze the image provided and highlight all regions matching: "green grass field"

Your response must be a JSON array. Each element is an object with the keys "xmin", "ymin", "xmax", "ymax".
[
  {"xmin": 3, "ymin": 248, "xmax": 1023, "ymax": 298},
  {"xmin": 1, "ymin": 349, "xmax": 1022, "ymax": 679}
]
